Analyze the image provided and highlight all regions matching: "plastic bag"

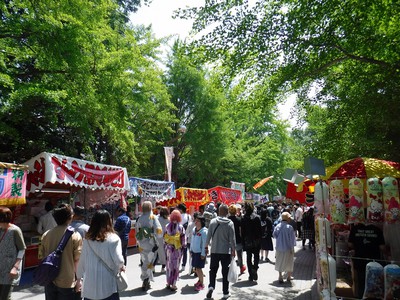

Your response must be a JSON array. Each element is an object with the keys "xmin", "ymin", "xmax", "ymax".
[{"xmin": 227, "ymin": 258, "xmax": 238, "ymax": 283}]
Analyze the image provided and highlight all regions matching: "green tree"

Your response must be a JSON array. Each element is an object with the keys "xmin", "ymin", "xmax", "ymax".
[
  {"xmin": 178, "ymin": 0, "xmax": 400, "ymax": 163},
  {"xmin": 0, "ymin": 0, "xmax": 175, "ymax": 173}
]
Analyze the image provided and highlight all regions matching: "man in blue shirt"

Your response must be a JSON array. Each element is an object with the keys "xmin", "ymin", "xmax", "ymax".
[{"xmin": 114, "ymin": 207, "xmax": 131, "ymax": 266}]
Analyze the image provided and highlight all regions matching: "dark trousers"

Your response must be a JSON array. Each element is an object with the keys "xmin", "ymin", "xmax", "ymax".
[
  {"xmin": 246, "ymin": 248, "xmax": 260, "ymax": 279},
  {"xmin": 296, "ymin": 221, "xmax": 302, "ymax": 237},
  {"xmin": 182, "ymin": 244, "xmax": 188, "ymax": 267},
  {"xmin": 45, "ymin": 282, "xmax": 74, "ymax": 300},
  {"xmin": 121, "ymin": 239, "xmax": 128, "ymax": 266},
  {"xmin": 0, "ymin": 284, "xmax": 13, "ymax": 300},
  {"xmin": 84, "ymin": 292, "xmax": 119, "ymax": 300},
  {"xmin": 209, "ymin": 253, "xmax": 231, "ymax": 295}
]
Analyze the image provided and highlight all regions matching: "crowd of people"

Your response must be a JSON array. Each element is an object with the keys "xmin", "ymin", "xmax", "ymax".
[{"xmin": 0, "ymin": 199, "xmax": 317, "ymax": 300}]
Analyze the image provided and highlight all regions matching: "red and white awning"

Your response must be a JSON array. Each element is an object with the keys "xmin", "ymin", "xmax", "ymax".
[{"xmin": 24, "ymin": 152, "xmax": 129, "ymax": 197}]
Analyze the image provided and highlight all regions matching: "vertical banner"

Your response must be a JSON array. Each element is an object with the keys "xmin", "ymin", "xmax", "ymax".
[
  {"xmin": 231, "ymin": 181, "xmax": 245, "ymax": 202},
  {"xmin": 164, "ymin": 147, "xmax": 175, "ymax": 182},
  {"xmin": 0, "ymin": 167, "xmax": 27, "ymax": 206}
]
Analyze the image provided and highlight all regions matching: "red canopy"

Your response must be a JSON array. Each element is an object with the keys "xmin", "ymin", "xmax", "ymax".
[{"xmin": 158, "ymin": 187, "xmax": 209, "ymax": 211}]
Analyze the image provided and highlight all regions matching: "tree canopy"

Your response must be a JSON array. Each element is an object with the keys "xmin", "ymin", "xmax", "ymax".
[{"xmin": 178, "ymin": 0, "xmax": 400, "ymax": 164}]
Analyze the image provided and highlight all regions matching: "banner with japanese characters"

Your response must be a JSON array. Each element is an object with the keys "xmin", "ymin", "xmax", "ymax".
[{"xmin": 0, "ymin": 162, "xmax": 28, "ymax": 206}]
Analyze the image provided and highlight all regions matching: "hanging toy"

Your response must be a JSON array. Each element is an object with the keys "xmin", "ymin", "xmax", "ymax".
[
  {"xmin": 329, "ymin": 180, "xmax": 347, "ymax": 224},
  {"xmin": 314, "ymin": 181, "xmax": 330, "ymax": 216},
  {"xmin": 348, "ymin": 178, "xmax": 365, "ymax": 224},
  {"xmin": 382, "ymin": 177, "xmax": 400, "ymax": 224},
  {"xmin": 366, "ymin": 178, "xmax": 384, "ymax": 223}
]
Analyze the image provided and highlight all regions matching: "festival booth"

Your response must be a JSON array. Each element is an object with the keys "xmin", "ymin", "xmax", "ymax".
[
  {"xmin": 157, "ymin": 187, "xmax": 209, "ymax": 214},
  {"xmin": 311, "ymin": 157, "xmax": 400, "ymax": 300},
  {"xmin": 208, "ymin": 186, "xmax": 242, "ymax": 205},
  {"xmin": 20, "ymin": 152, "xmax": 129, "ymax": 268},
  {"xmin": 128, "ymin": 177, "xmax": 176, "ymax": 247}
]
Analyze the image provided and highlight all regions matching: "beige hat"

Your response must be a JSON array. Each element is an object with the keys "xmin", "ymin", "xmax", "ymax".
[{"xmin": 281, "ymin": 211, "xmax": 291, "ymax": 221}]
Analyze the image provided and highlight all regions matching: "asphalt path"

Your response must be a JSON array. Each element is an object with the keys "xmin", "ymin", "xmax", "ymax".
[{"xmin": 13, "ymin": 239, "xmax": 318, "ymax": 300}]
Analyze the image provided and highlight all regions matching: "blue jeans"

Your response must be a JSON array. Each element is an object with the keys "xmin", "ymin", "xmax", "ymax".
[
  {"xmin": 208, "ymin": 253, "xmax": 231, "ymax": 295},
  {"xmin": 45, "ymin": 282, "xmax": 74, "ymax": 300}
]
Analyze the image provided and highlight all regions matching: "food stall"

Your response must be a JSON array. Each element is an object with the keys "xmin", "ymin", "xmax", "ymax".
[
  {"xmin": 128, "ymin": 177, "xmax": 176, "ymax": 246},
  {"xmin": 208, "ymin": 186, "xmax": 242, "ymax": 205},
  {"xmin": 157, "ymin": 187, "xmax": 209, "ymax": 214},
  {"xmin": 314, "ymin": 157, "xmax": 400, "ymax": 299},
  {"xmin": 21, "ymin": 152, "xmax": 129, "ymax": 268}
]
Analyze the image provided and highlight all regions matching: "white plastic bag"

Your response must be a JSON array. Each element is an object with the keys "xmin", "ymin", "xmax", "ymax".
[{"xmin": 227, "ymin": 258, "xmax": 238, "ymax": 283}]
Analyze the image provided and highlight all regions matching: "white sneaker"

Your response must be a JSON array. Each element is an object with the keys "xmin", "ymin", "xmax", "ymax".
[{"xmin": 222, "ymin": 293, "xmax": 230, "ymax": 299}]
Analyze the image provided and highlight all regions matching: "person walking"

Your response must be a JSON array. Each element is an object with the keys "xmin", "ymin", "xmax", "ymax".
[
  {"xmin": 273, "ymin": 211, "xmax": 296, "ymax": 283},
  {"xmin": 76, "ymin": 210, "xmax": 125, "ymax": 300},
  {"xmin": 260, "ymin": 209, "xmax": 274, "ymax": 263},
  {"xmin": 301, "ymin": 206, "xmax": 316, "ymax": 250},
  {"xmin": 177, "ymin": 204, "xmax": 191, "ymax": 271},
  {"xmin": 294, "ymin": 204, "xmax": 303, "ymax": 239},
  {"xmin": 114, "ymin": 207, "xmax": 131, "ymax": 266},
  {"xmin": 70, "ymin": 206, "xmax": 89, "ymax": 238},
  {"xmin": 0, "ymin": 207, "xmax": 26, "ymax": 300},
  {"xmin": 135, "ymin": 201, "xmax": 162, "ymax": 291},
  {"xmin": 241, "ymin": 202, "xmax": 262, "ymax": 282},
  {"xmin": 156, "ymin": 206, "xmax": 169, "ymax": 272},
  {"xmin": 39, "ymin": 204, "xmax": 82, "ymax": 300},
  {"xmin": 190, "ymin": 215, "xmax": 208, "ymax": 291},
  {"xmin": 164, "ymin": 209, "xmax": 186, "ymax": 291},
  {"xmin": 205, "ymin": 204, "xmax": 236, "ymax": 299},
  {"xmin": 228, "ymin": 204, "xmax": 246, "ymax": 274}
]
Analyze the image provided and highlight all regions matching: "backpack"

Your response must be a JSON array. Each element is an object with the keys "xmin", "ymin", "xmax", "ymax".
[{"xmin": 33, "ymin": 227, "xmax": 74, "ymax": 286}]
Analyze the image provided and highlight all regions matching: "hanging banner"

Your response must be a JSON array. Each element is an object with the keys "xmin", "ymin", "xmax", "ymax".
[
  {"xmin": 24, "ymin": 152, "xmax": 129, "ymax": 197},
  {"xmin": 0, "ymin": 163, "xmax": 28, "ymax": 206},
  {"xmin": 208, "ymin": 186, "xmax": 242, "ymax": 205},
  {"xmin": 158, "ymin": 187, "xmax": 209, "ymax": 209},
  {"xmin": 231, "ymin": 181, "xmax": 245, "ymax": 201},
  {"xmin": 128, "ymin": 177, "xmax": 175, "ymax": 200},
  {"xmin": 164, "ymin": 147, "xmax": 174, "ymax": 182}
]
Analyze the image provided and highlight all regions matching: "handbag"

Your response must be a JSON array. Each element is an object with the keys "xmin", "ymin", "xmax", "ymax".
[
  {"xmin": 87, "ymin": 241, "xmax": 128, "ymax": 291},
  {"xmin": 33, "ymin": 227, "xmax": 74, "ymax": 286},
  {"xmin": 227, "ymin": 257, "xmax": 238, "ymax": 283}
]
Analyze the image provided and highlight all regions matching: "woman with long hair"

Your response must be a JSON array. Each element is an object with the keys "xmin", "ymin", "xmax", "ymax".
[
  {"xmin": 77, "ymin": 210, "xmax": 125, "ymax": 300},
  {"xmin": 164, "ymin": 209, "xmax": 186, "ymax": 291},
  {"xmin": 0, "ymin": 207, "xmax": 26, "ymax": 300}
]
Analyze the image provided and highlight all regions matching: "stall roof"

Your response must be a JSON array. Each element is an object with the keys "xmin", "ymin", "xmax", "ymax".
[
  {"xmin": 24, "ymin": 152, "xmax": 129, "ymax": 197},
  {"xmin": 158, "ymin": 187, "xmax": 209, "ymax": 209}
]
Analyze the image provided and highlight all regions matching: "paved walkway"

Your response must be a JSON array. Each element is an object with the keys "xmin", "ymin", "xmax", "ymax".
[{"xmin": 13, "ymin": 239, "xmax": 318, "ymax": 300}]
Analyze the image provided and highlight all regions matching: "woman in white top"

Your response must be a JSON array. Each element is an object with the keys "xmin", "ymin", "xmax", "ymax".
[{"xmin": 77, "ymin": 210, "xmax": 125, "ymax": 300}]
